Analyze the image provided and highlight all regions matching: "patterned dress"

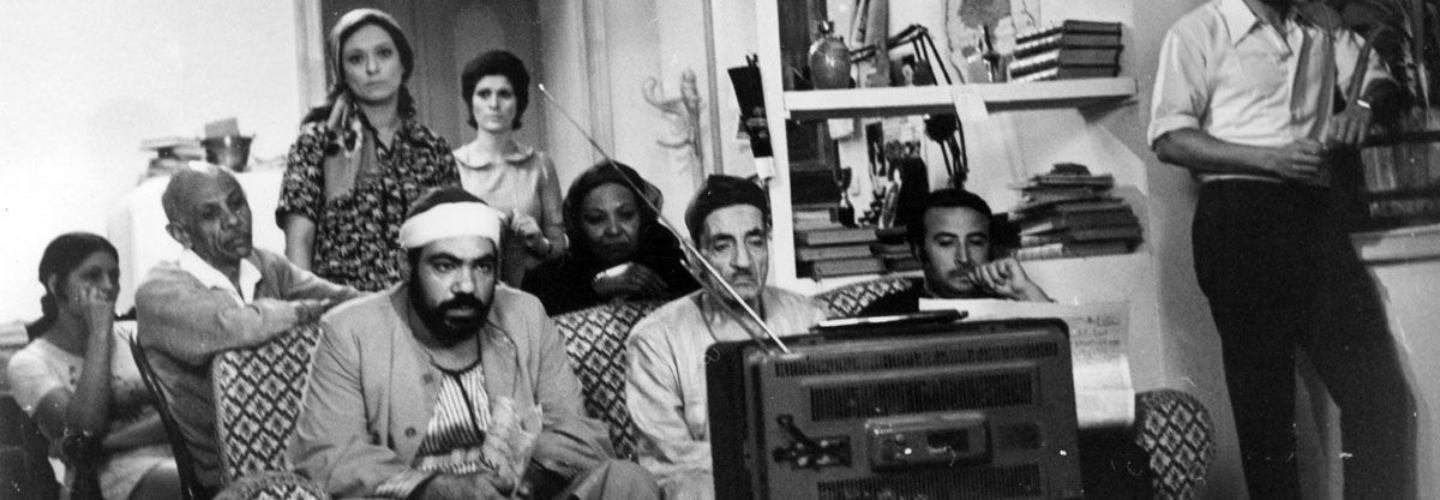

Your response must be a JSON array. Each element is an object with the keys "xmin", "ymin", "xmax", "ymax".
[{"xmin": 278, "ymin": 120, "xmax": 458, "ymax": 291}]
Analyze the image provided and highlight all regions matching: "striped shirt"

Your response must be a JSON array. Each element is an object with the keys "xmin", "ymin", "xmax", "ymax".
[{"xmin": 375, "ymin": 361, "xmax": 493, "ymax": 497}]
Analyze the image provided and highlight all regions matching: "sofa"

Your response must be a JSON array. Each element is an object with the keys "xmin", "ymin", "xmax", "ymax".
[{"xmin": 551, "ymin": 278, "xmax": 1217, "ymax": 500}]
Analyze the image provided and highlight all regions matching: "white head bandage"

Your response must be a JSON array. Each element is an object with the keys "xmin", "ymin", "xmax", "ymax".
[{"xmin": 398, "ymin": 202, "xmax": 506, "ymax": 249}]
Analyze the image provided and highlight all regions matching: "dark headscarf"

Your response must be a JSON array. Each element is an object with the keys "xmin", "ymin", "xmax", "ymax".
[
  {"xmin": 684, "ymin": 175, "xmax": 771, "ymax": 244},
  {"xmin": 28, "ymin": 233, "xmax": 118, "ymax": 341},
  {"xmin": 460, "ymin": 50, "xmax": 532, "ymax": 130},
  {"xmin": 562, "ymin": 161, "xmax": 665, "ymax": 263}
]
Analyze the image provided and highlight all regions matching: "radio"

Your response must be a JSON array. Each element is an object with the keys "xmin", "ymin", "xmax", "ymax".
[{"xmin": 707, "ymin": 318, "xmax": 1083, "ymax": 500}]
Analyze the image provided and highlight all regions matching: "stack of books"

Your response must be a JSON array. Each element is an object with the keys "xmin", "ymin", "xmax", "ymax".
[
  {"xmin": 871, "ymin": 226, "xmax": 919, "ymax": 273},
  {"xmin": 1008, "ymin": 20, "xmax": 1123, "ymax": 83},
  {"xmin": 795, "ymin": 225, "xmax": 883, "ymax": 279},
  {"xmin": 1008, "ymin": 165, "xmax": 1141, "ymax": 261}
]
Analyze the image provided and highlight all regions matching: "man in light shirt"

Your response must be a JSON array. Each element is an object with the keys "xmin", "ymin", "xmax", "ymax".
[
  {"xmin": 626, "ymin": 175, "xmax": 830, "ymax": 500},
  {"xmin": 136, "ymin": 164, "xmax": 362, "ymax": 494},
  {"xmin": 1149, "ymin": 1, "xmax": 1414, "ymax": 498}
]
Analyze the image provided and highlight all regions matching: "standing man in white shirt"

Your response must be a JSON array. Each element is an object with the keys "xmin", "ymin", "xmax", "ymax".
[
  {"xmin": 1149, "ymin": 1, "xmax": 1414, "ymax": 498},
  {"xmin": 136, "ymin": 164, "xmax": 363, "ymax": 494}
]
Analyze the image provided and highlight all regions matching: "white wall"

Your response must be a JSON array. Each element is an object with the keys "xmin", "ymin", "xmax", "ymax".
[{"xmin": 0, "ymin": 1, "xmax": 303, "ymax": 321}]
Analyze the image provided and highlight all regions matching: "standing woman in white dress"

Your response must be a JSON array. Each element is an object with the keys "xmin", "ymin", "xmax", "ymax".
[
  {"xmin": 453, "ymin": 50, "xmax": 566, "ymax": 286},
  {"xmin": 7, "ymin": 233, "xmax": 180, "ymax": 500}
]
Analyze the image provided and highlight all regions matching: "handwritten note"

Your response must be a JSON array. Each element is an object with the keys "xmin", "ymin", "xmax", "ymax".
[{"xmin": 919, "ymin": 299, "xmax": 1135, "ymax": 429}]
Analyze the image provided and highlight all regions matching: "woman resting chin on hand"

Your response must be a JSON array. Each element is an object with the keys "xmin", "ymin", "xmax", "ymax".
[{"xmin": 7, "ymin": 233, "xmax": 181, "ymax": 500}]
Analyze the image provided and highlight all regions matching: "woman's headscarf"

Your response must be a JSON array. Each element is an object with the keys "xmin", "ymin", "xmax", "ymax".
[
  {"xmin": 562, "ymin": 161, "xmax": 667, "ymax": 263},
  {"xmin": 302, "ymin": 8, "xmax": 418, "ymax": 197}
]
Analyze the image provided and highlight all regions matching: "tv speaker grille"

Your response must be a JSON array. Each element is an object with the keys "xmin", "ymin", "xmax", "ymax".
[
  {"xmin": 816, "ymin": 463, "xmax": 1042, "ymax": 500},
  {"xmin": 810, "ymin": 372, "xmax": 1034, "ymax": 421},
  {"xmin": 775, "ymin": 342, "xmax": 1058, "ymax": 378}
]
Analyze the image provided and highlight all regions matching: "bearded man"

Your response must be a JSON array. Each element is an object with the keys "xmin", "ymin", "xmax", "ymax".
[{"xmin": 290, "ymin": 187, "xmax": 658, "ymax": 500}]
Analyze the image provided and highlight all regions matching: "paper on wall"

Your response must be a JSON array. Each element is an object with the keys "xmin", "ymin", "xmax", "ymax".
[{"xmin": 919, "ymin": 298, "xmax": 1135, "ymax": 429}]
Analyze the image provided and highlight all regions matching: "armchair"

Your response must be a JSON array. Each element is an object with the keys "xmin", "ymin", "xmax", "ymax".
[
  {"xmin": 130, "ymin": 326, "xmax": 330, "ymax": 500},
  {"xmin": 551, "ymin": 300, "xmax": 667, "ymax": 460}
]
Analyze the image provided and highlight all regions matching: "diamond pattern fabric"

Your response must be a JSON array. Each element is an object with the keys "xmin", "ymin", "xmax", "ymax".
[
  {"xmin": 213, "ymin": 323, "xmax": 326, "ymax": 482},
  {"xmin": 551, "ymin": 301, "xmax": 665, "ymax": 460}
]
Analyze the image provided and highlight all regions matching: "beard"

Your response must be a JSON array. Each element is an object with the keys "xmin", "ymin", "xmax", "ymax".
[{"xmin": 410, "ymin": 286, "xmax": 491, "ymax": 346}]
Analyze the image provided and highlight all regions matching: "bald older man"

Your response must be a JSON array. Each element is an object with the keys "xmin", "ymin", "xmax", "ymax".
[{"xmin": 136, "ymin": 164, "xmax": 362, "ymax": 493}]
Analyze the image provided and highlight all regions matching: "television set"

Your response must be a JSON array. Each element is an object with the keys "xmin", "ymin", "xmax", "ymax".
[{"xmin": 706, "ymin": 318, "xmax": 1082, "ymax": 500}]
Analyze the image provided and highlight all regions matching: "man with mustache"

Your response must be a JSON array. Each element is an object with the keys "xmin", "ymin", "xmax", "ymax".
[
  {"xmin": 136, "ymin": 164, "xmax": 362, "ymax": 494},
  {"xmin": 858, "ymin": 188, "xmax": 1050, "ymax": 317},
  {"xmin": 291, "ymin": 187, "xmax": 658, "ymax": 500},
  {"xmin": 1151, "ymin": 0, "xmax": 1414, "ymax": 498},
  {"xmin": 626, "ymin": 175, "xmax": 830, "ymax": 500}
]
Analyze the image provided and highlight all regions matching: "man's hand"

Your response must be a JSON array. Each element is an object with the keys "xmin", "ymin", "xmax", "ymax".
[
  {"xmin": 418, "ymin": 472, "xmax": 511, "ymax": 500},
  {"xmin": 592, "ymin": 263, "xmax": 668, "ymax": 299},
  {"xmin": 967, "ymin": 258, "xmax": 1051, "ymax": 303},
  {"xmin": 1260, "ymin": 139, "xmax": 1329, "ymax": 186},
  {"xmin": 1326, "ymin": 101, "xmax": 1374, "ymax": 148},
  {"xmin": 293, "ymin": 299, "xmax": 332, "ymax": 324}
]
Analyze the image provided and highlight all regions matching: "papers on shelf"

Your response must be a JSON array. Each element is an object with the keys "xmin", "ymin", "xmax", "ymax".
[{"xmin": 919, "ymin": 298, "xmax": 1135, "ymax": 429}]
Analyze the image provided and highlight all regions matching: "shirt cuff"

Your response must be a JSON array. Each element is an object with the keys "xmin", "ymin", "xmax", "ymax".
[
  {"xmin": 376, "ymin": 470, "xmax": 435, "ymax": 499},
  {"xmin": 1146, "ymin": 115, "xmax": 1201, "ymax": 149}
]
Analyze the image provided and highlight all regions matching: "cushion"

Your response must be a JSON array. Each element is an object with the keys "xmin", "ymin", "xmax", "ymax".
[
  {"xmin": 213, "ymin": 470, "xmax": 329, "ymax": 500},
  {"xmin": 212, "ymin": 323, "xmax": 326, "ymax": 482},
  {"xmin": 815, "ymin": 276, "xmax": 919, "ymax": 317},
  {"xmin": 552, "ymin": 300, "xmax": 666, "ymax": 460},
  {"xmin": 1134, "ymin": 389, "xmax": 1215, "ymax": 500}
]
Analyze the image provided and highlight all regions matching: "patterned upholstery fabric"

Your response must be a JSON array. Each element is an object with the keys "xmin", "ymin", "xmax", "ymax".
[
  {"xmin": 1133, "ymin": 389, "xmax": 1215, "ymax": 500},
  {"xmin": 212, "ymin": 323, "xmax": 326, "ymax": 482},
  {"xmin": 814, "ymin": 276, "xmax": 918, "ymax": 317},
  {"xmin": 213, "ymin": 471, "xmax": 328, "ymax": 500},
  {"xmin": 551, "ymin": 300, "xmax": 666, "ymax": 461}
]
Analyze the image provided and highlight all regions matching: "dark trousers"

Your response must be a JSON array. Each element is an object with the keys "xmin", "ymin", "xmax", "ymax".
[{"xmin": 1192, "ymin": 181, "xmax": 1415, "ymax": 500}]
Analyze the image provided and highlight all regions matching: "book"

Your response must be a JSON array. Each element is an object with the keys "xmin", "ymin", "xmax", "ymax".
[
  {"xmin": 1022, "ymin": 173, "xmax": 1116, "ymax": 188},
  {"xmin": 1013, "ymin": 32, "xmax": 1125, "ymax": 59},
  {"xmin": 1059, "ymin": 20, "xmax": 1123, "ymax": 34},
  {"xmin": 882, "ymin": 256, "xmax": 922, "ymax": 273},
  {"xmin": 1011, "ymin": 198, "xmax": 1127, "ymax": 220},
  {"xmin": 795, "ymin": 226, "xmax": 878, "ymax": 246},
  {"xmin": 1015, "ymin": 20, "xmax": 1122, "ymax": 45},
  {"xmin": 805, "ymin": 257, "xmax": 885, "ymax": 279},
  {"xmin": 1019, "ymin": 187, "xmax": 1111, "ymax": 204},
  {"xmin": 1018, "ymin": 210, "xmax": 1138, "ymax": 235},
  {"xmin": 1009, "ymin": 46, "xmax": 1123, "ymax": 76},
  {"xmin": 797, "ymin": 244, "xmax": 875, "ymax": 262},
  {"xmin": 1011, "ymin": 65, "xmax": 1121, "ymax": 83},
  {"xmin": 1013, "ymin": 240, "xmax": 1133, "ymax": 261},
  {"xmin": 1020, "ymin": 225, "xmax": 1143, "ymax": 246},
  {"xmin": 875, "ymin": 225, "xmax": 908, "ymax": 242},
  {"xmin": 794, "ymin": 219, "xmax": 843, "ymax": 231},
  {"xmin": 869, "ymin": 242, "xmax": 911, "ymax": 257}
]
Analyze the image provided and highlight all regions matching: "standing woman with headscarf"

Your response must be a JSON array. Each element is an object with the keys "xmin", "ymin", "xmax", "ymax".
[
  {"xmin": 277, "ymin": 8, "xmax": 458, "ymax": 291},
  {"xmin": 454, "ymin": 50, "xmax": 566, "ymax": 286}
]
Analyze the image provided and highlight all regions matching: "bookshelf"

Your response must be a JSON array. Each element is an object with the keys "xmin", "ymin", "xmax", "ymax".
[
  {"xmin": 782, "ymin": 78, "xmax": 1137, "ymax": 120},
  {"xmin": 753, "ymin": 3, "xmax": 1140, "ymax": 294}
]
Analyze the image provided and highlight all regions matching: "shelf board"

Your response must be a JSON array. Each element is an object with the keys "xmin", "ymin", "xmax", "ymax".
[{"xmin": 782, "ymin": 78, "xmax": 1138, "ymax": 120}]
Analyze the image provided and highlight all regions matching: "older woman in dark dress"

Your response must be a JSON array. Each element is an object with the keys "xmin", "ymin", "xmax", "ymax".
[{"xmin": 523, "ymin": 161, "xmax": 699, "ymax": 315}]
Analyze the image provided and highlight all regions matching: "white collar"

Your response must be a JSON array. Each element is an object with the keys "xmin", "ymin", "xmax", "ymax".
[
  {"xmin": 1219, "ymin": 0, "xmax": 1295, "ymax": 46},
  {"xmin": 177, "ymin": 250, "xmax": 261, "ymax": 304}
]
